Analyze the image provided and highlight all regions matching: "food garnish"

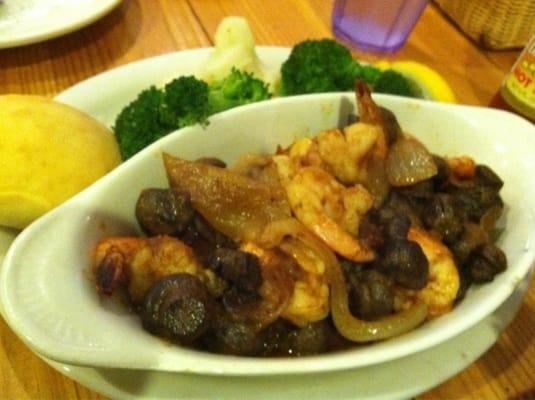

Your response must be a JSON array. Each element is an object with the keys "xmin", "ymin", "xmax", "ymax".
[{"xmin": 92, "ymin": 83, "xmax": 506, "ymax": 357}]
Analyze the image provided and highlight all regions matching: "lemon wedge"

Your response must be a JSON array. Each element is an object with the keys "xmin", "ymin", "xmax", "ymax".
[{"xmin": 376, "ymin": 61, "xmax": 457, "ymax": 103}]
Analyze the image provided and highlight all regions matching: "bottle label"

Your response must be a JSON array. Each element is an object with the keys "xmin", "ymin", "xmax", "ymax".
[{"xmin": 503, "ymin": 37, "xmax": 535, "ymax": 113}]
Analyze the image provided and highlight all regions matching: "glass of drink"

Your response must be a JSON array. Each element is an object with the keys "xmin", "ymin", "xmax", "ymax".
[{"xmin": 332, "ymin": 0, "xmax": 428, "ymax": 53}]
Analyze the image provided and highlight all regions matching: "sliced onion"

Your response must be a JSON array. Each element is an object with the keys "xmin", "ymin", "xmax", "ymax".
[
  {"xmin": 163, "ymin": 153, "xmax": 291, "ymax": 242},
  {"xmin": 386, "ymin": 138, "xmax": 438, "ymax": 187},
  {"xmin": 227, "ymin": 244, "xmax": 294, "ymax": 330},
  {"xmin": 327, "ymin": 260, "xmax": 428, "ymax": 342},
  {"xmin": 261, "ymin": 218, "xmax": 429, "ymax": 342}
]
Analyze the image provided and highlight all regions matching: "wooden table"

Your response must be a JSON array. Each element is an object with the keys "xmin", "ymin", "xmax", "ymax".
[{"xmin": 1, "ymin": 1, "xmax": 533, "ymax": 398}]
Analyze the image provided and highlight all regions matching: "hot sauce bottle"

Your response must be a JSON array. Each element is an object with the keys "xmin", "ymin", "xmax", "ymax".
[{"xmin": 490, "ymin": 35, "xmax": 535, "ymax": 123}]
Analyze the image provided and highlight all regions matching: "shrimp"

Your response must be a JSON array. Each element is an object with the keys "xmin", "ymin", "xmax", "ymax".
[
  {"xmin": 257, "ymin": 218, "xmax": 332, "ymax": 326},
  {"xmin": 273, "ymin": 83, "xmax": 387, "ymax": 189},
  {"xmin": 93, "ymin": 235, "xmax": 224, "ymax": 304},
  {"xmin": 396, "ymin": 228, "xmax": 460, "ymax": 317},
  {"xmin": 279, "ymin": 125, "xmax": 382, "ymax": 187},
  {"xmin": 286, "ymin": 137, "xmax": 324, "ymax": 170},
  {"xmin": 315, "ymin": 125, "xmax": 381, "ymax": 185},
  {"xmin": 239, "ymin": 242, "xmax": 295, "ymax": 327},
  {"xmin": 241, "ymin": 236, "xmax": 329, "ymax": 327},
  {"xmin": 355, "ymin": 80, "xmax": 388, "ymax": 158},
  {"xmin": 277, "ymin": 237, "xmax": 330, "ymax": 326},
  {"xmin": 274, "ymin": 156, "xmax": 374, "ymax": 262}
]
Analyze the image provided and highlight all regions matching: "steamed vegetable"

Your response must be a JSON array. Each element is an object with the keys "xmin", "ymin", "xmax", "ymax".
[
  {"xmin": 377, "ymin": 60, "xmax": 457, "ymax": 103},
  {"xmin": 160, "ymin": 77, "xmax": 211, "ymax": 129},
  {"xmin": 114, "ymin": 70, "xmax": 270, "ymax": 160},
  {"xmin": 208, "ymin": 68, "xmax": 271, "ymax": 114},
  {"xmin": 279, "ymin": 39, "xmax": 419, "ymax": 97},
  {"xmin": 199, "ymin": 17, "xmax": 278, "ymax": 90},
  {"xmin": 114, "ymin": 86, "xmax": 181, "ymax": 161},
  {"xmin": 279, "ymin": 39, "xmax": 360, "ymax": 95},
  {"xmin": 374, "ymin": 70, "xmax": 420, "ymax": 98},
  {"xmin": 113, "ymin": 33, "xmax": 433, "ymax": 160}
]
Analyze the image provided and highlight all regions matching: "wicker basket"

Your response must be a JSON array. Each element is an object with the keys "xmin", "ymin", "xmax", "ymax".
[{"xmin": 433, "ymin": 0, "xmax": 535, "ymax": 49}]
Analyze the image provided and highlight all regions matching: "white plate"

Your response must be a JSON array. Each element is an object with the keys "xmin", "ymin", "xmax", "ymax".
[
  {"xmin": 0, "ymin": 234, "xmax": 531, "ymax": 400},
  {"xmin": 0, "ymin": 47, "xmax": 533, "ymax": 397},
  {"xmin": 41, "ymin": 274, "xmax": 532, "ymax": 400},
  {"xmin": 2, "ymin": 94, "xmax": 535, "ymax": 375},
  {"xmin": 0, "ymin": 0, "xmax": 122, "ymax": 49}
]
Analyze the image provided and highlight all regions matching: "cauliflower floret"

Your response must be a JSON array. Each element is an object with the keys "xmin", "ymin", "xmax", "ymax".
[{"xmin": 198, "ymin": 17, "xmax": 280, "ymax": 92}]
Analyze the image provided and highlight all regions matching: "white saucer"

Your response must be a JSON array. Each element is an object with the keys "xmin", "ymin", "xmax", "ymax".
[
  {"xmin": 0, "ymin": 223, "xmax": 530, "ymax": 399},
  {"xmin": 42, "ymin": 273, "xmax": 531, "ymax": 400},
  {"xmin": 0, "ymin": 0, "xmax": 121, "ymax": 49}
]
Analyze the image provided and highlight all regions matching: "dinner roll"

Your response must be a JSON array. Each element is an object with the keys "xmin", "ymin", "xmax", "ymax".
[{"xmin": 0, "ymin": 95, "xmax": 121, "ymax": 229}]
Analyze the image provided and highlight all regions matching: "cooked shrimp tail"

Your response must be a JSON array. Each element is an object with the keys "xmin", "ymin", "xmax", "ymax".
[
  {"xmin": 93, "ymin": 237, "xmax": 141, "ymax": 296},
  {"xmin": 95, "ymin": 247, "xmax": 128, "ymax": 296},
  {"xmin": 93, "ymin": 235, "xmax": 224, "ymax": 304},
  {"xmin": 356, "ymin": 80, "xmax": 382, "ymax": 125}
]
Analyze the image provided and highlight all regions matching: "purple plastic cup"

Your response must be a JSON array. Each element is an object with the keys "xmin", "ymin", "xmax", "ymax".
[{"xmin": 332, "ymin": 0, "xmax": 428, "ymax": 53}]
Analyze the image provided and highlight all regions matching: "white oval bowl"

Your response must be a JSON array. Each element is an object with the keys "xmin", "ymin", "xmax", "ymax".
[{"xmin": 1, "ymin": 93, "xmax": 534, "ymax": 376}]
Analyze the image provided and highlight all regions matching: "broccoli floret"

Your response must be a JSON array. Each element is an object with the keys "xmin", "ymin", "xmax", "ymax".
[
  {"xmin": 279, "ymin": 39, "xmax": 360, "ymax": 95},
  {"xmin": 208, "ymin": 68, "xmax": 271, "ymax": 114},
  {"xmin": 113, "ymin": 71, "xmax": 271, "ymax": 160},
  {"xmin": 373, "ymin": 70, "xmax": 421, "ymax": 98},
  {"xmin": 279, "ymin": 38, "xmax": 424, "ymax": 99},
  {"xmin": 113, "ymin": 76, "xmax": 211, "ymax": 160},
  {"xmin": 113, "ymin": 86, "xmax": 172, "ymax": 160},
  {"xmin": 162, "ymin": 76, "xmax": 211, "ymax": 128},
  {"xmin": 355, "ymin": 63, "xmax": 382, "ymax": 86}
]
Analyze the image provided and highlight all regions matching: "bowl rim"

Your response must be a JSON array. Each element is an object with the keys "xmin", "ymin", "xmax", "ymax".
[{"xmin": 1, "ymin": 92, "xmax": 535, "ymax": 376}]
